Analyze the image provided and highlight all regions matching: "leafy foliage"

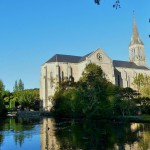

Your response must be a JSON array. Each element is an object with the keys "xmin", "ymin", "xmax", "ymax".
[
  {"xmin": 0, "ymin": 80, "xmax": 7, "ymax": 116},
  {"xmin": 0, "ymin": 78, "xmax": 40, "ymax": 117},
  {"xmin": 133, "ymin": 74, "xmax": 150, "ymax": 98},
  {"xmin": 13, "ymin": 79, "xmax": 24, "ymax": 92},
  {"xmin": 13, "ymin": 89, "xmax": 40, "ymax": 110},
  {"xmin": 0, "ymin": 80, "xmax": 5, "ymax": 91},
  {"xmin": 114, "ymin": 88, "xmax": 138, "ymax": 116},
  {"xmin": 52, "ymin": 63, "xmax": 140, "ymax": 118}
]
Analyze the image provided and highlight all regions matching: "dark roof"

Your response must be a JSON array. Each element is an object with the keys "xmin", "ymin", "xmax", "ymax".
[
  {"xmin": 79, "ymin": 52, "xmax": 93, "ymax": 62},
  {"xmin": 46, "ymin": 54, "xmax": 82, "ymax": 63},
  {"xmin": 46, "ymin": 52, "xmax": 93, "ymax": 64},
  {"xmin": 113, "ymin": 60, "xmax": 149, "ymax": 70}
]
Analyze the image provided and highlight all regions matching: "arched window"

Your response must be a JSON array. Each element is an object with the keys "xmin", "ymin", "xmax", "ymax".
[
  {"xmin": 56, "ymin": 65, "xmax": 61, "ymax": 82},
  {"xmin": 118, "ymin": 75, "xmax": 120, "ymax": 87},
  {"xmin": 68, "ymin": 66, "xmax": 72, "ymax": 77}
]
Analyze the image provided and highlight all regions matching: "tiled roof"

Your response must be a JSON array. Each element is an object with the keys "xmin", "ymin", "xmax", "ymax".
[
  {"xmin": 46, "ymin": 54, "xmax": 149, "ymax": 71},
  {"xmin": 46, "ymin": 52, "xmax": 93, "ymax": 64},
  {"xmin": 113, "ymin": 60, "xmax": 149, "ymax": 70},
  {"xmin": 46, "ymin": 54, "xmax": 82, "ymax": 63}
]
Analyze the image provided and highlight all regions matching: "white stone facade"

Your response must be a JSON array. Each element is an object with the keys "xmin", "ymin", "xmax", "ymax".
[{"xmin": 40, "ymin": 19, "xmax": 150, "ymax": 110}]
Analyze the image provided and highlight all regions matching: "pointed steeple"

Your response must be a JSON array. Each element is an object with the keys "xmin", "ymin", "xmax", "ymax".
[
  {"xmin": 129, "ymin": 17, "xmax": 143, "ymax": 46},
  {"xmin": 129, "ymin": 16, "xmax": 146, "ymax": 67}
]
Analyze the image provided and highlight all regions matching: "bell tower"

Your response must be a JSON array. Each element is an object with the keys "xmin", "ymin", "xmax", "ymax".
[{"xmin": 129, "ymin": 17, "xmax": 146, "ymax": 66}]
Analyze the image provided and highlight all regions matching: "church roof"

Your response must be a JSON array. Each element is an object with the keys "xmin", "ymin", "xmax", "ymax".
[
  {"xmin": 129, "ymin": 18, "xmax": 144, "ymax": 46},
  {"xmin": 46, "ymin": 54, "xmax": 82, "ymax": 63},
  {"xmin": 79, "ymin": 52, "xmax": 93, "ymax": 62},
  {"xmin": 113, "ymin": 60, "xmax": 149, "ymax": 70},
  {"xmin": 46, "ymin": 52, "xmax": 93, "ymax": 63}
]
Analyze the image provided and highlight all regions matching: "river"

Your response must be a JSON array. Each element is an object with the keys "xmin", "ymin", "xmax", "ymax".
[{"xmin": 0, "ymin": 117, "xmax": 150, "ymax": 150}]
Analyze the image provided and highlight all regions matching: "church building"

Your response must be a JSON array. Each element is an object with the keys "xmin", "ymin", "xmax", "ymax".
[{"xmin": 40, "ymin": 18, "xmax": 150, "ymax": 110}]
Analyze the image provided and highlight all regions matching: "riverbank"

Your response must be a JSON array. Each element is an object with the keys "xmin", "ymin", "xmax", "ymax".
[
  {"xmin": 5, "ymin": 110, "xmax": 52, "ymax": 118},
  {"xmin": 45, "ymin": 114, "xmax": 150, "ymax": 123},
  {"xmin": 2, "ymin": 111, "xmax": 150, "ymax": 123}
]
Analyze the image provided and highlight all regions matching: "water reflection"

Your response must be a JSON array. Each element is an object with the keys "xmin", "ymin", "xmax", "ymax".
[
  {"xmin": 41, "ymin": 118, "xmax": 59, "ymax": 150},
  {"xmin": 41, "ymin": 119, "xmax": 150, "ymax": 150},
  {"xmin": 0, "ymin": 118, "xmax": 150, "ymax": 150},
  {"xmin": 0, "ymin": 118, "xmax": 41, "ymax": 150}
]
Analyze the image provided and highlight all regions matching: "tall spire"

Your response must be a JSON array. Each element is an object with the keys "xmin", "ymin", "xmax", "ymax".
[
  {"xmin": 129, "ymin": 16, "xmax": 146, "ymax": 66},
  {"xmin": 129, "ymin": 17, "xmax": 143, "ymax": 46}
]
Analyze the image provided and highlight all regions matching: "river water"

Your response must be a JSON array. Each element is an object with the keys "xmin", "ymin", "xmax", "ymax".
[{"xmin": 0, "ymin": 118, "xmax": 150, "ymax": 150}]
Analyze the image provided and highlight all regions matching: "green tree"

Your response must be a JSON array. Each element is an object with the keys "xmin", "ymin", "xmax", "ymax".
[
  {"xmin": 133, "ymin": 73, "xmax": 144, "ymax": 92},
  {"xmin": 52, "ymin": 63, "xmax": 116, "ymax": 119},
  {"xmin": 133, "ymin": 74, "xmax": 150, "ymax": 98},
  {"xmin": 78, "ymin": 63, "xmax": 111, "ymax": 118},
  {"xmin": 13, "ymin": 80, "xmax": 18, "ymax": 92},
  {"xmin": 140, "ymin": 97, "xmax": 150, "ymax": 114},
  {"xmin": 18, "ymin": 79, "xmax": 24, "ymax": 91},
  {"xmin": 0, "ymin": 80, "xmax": 7, "ymax": 116},
  {"xmin": 141, "ymin": 75, "xmax": 150, "ymax": 98},
  {"xmin": 0, "ymin": 80, "xmax": 5, "ymax": 92},
  {"xmin": 114, "ymin": 87, "xmax": 138, "ymax": 116},
  {"xmin": 13, "ymin": 88, "xmax": 40, "ymax": 110},
  {"xmin": 2, "ymin": 91, "xmax": 16, "ymax": 109}
]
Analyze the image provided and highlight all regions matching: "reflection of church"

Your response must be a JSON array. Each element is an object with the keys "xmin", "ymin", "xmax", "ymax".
[
  {"xmin": 40, "ymin": 119, "xmax": 150, "ymax": 150},
  {"xmin": 40, "ymin": 18, "xmax": 150, "ymax": 110},
  {"xmin": 40, "ymin": 118, "xmax": 60, "ymax": 150}
]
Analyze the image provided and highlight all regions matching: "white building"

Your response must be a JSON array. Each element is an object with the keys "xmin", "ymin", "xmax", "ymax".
[{"xmin": 40, "ymin": 18, "xmax": 150, "ymax": 110}]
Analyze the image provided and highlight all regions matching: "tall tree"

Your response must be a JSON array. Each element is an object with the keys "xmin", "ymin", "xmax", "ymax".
[
  {"xmin": 0, "ymin": 80, "xmax": 6, "ymax": 116},
  {"xmin": 18, "ymin": 79, "xmax": 24, "ymax": 91},
  {"xmin": 0, "ymin": 80, "xmax": 5, "ymax": 92},
  {"xmin": 13, "ymin": 80, "xmax": 18, "ymax": 92},
  {"xmin": 133, "ymin": 74, "xmax": 144, "ymax": 92},
  {"xmin": 133, "ymin": 74, "xmax": 150, "ymax": 98},
  {"xmin": 115, "ymin": 87, "xmax": 137, "ymax": 116},
  {"xmin": 52, "ymin": 63, "xmax": 114, "ymax": 118}
]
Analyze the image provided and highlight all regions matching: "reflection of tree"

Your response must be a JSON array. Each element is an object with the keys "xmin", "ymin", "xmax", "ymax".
[
  {"xmin": 115, "ymin": 123, "xmax": 142, "ymax": 149},
  {"xmin": 138, "ymin": 124, "xmax": 150, "ymax": 150},
  {"xmin": 14, "ymin": 134, "xmax": 25, "ymax": 147},
  {"xmin": 54, "ymin": 119, "xmax": 146, "ymax": 150},
  {"xmin": 0, "ymin": 120, "xmax": 5, "ymax": 146},
  {"xmin": 0, "ymin": 134, "xmax": 4, "ymax": 146},
  {"xmin": 0, "ymin": 118, "xmax": 39, "ymax": 148},
  {"xmin": 12, "ymin": 118, "xmax": 38, "ymax": 147}
]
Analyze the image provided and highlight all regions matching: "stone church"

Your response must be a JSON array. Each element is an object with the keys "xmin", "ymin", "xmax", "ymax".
[{"xmin": 40, "ymin": 18, "xmax": 150, "ymax": 110}]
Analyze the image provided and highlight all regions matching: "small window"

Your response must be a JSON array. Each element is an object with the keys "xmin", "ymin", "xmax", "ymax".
[{"xmin": 118, "ymin": 75, "xmax": 120, "ymax": 87}]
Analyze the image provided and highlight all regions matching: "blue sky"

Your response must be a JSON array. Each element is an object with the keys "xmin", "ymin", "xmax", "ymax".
[{"xmin": 0, "ymin": 0, "xmax": 149, "ymax": 91}]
